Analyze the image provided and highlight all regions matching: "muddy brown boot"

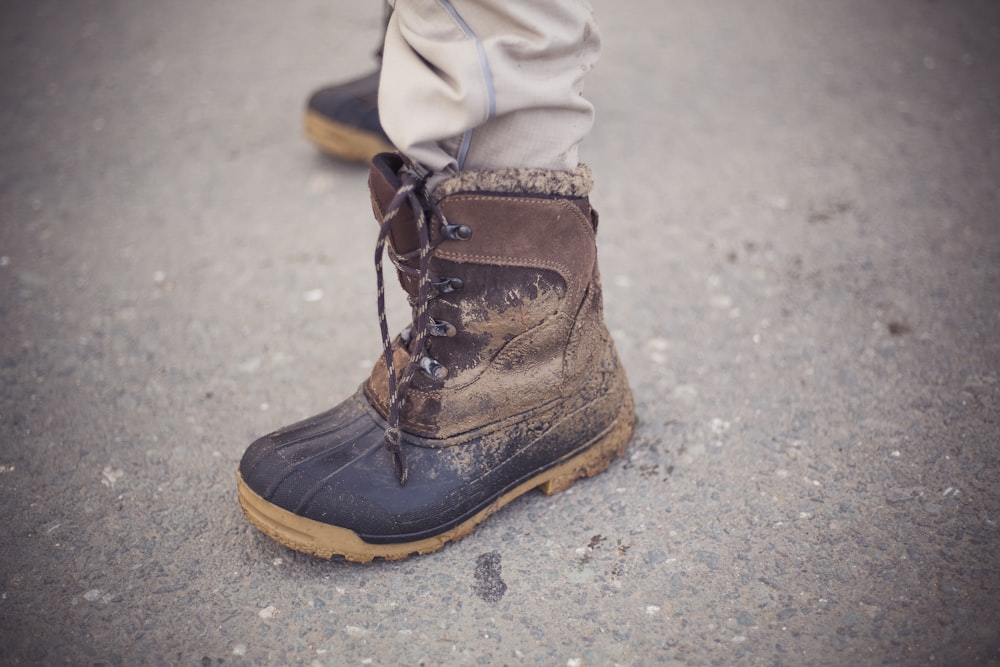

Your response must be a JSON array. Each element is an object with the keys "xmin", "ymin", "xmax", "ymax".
[{"xmin": 237, "ymin": 153, "xmax": 636, "ymax": 562}]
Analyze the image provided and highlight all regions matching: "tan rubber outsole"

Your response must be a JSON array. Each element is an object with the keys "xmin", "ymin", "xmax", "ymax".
[
  {"xmin": 303, "ymin": 110, "xmax": 394, "ymax": 163},
  {"xmin": 237, "ymin": 394, "xmax": 636, "ymax": 562}
]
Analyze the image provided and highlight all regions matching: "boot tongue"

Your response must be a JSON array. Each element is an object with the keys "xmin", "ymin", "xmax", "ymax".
[{"xmin": 368, "ymin": 154, "xmax": 422, "ymax": 296}]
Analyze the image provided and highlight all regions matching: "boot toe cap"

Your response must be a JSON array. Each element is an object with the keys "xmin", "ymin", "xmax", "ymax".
[{"xmin": 238, "ymin": 391, "xmax": 391, "ymax": 525}]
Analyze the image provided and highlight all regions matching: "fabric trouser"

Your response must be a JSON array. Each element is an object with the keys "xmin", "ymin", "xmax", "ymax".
[{"xmin": 380, "ymin": 0, "xmax": 600, "ymax": 177}]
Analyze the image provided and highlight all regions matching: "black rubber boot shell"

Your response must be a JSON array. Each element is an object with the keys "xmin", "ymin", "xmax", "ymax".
[{"xmin": 237, "ymin": 374, "xmax": 634, "ymax": 562}]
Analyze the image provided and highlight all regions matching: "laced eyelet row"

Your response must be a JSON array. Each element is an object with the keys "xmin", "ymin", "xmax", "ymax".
[
  {"xmin": 418, "ymin": 225, "xmax": 469, "ymax": 377},
  {"xmin": 374, "ymin": 160, "xmax": 473, "ymax": 484}
]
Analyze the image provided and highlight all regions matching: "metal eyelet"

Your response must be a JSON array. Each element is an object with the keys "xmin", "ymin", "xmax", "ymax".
[
  {"xmin": 428, "ymin": 319, "xmax": 457, "ymax": 337},
  {"xmin": 441, "ymin": 223, "xmax": 472, "ymax": 241},
  {"xmin": 432, "ymin": 276, "xmax": 464, "ymax": 294},
  {"xmin": 419, "ymin": 356, "xmax": 448, "ymax": 379}
]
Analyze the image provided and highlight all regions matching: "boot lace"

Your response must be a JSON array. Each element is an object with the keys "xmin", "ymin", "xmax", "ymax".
[{"xmin": 374, "ymin": 162, "xmax": 468, "ymax": 485}]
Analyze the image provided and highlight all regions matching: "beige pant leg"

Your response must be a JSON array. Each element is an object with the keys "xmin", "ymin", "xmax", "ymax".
[{"xmin": 380, "ymin": 0, "xmax": 600, "ymax": 175}]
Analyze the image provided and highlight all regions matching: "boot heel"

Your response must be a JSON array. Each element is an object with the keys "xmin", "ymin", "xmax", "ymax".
[{"xmin": 537, "ymin": 396, "xmax": 636, "ymax": 496}]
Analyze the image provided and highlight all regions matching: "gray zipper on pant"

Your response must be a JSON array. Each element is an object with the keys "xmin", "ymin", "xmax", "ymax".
[{"xmin": 436, "ymin": 0, "xmax": 496, "ymax": 169}]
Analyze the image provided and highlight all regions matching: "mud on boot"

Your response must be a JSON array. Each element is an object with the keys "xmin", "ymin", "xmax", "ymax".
[{"xmin": 237, "ymin": 153, "xmax": 636, "ymax": 562}]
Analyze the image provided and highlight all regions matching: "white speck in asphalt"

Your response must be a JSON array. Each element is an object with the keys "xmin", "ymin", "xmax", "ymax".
[
  {"xmin": 646, "ymin": 337, "xmax": 669, "ymax": 352},
  {"xmin": 709, "ymin": 418, "xmax": 730, "ymax": 434},
  {"xmin": 306, "ymin": 172, "xmax": 337, "ymax": 195},
  {"xmin": 765, "ymin": 194, "xmax": 790, "ymax": 210},
  {"xmin": 710, "ymin": 294, "xmax": 732, "ymax": 309},
  {"xmin": 303, "ymin": 288, "xmax": 324, "ymax": 302},
  {"xmin": 238, "ymin": 357, "xmax": 261, "ymax": 373},
  {"xmin": 101, "ymin": 466, "xmax": 124, "ymax": 488}
]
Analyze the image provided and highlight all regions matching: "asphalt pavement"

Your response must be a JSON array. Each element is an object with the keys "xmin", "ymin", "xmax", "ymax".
[{"xmin": 1, "ymin": 1, "xmax": 998, "ymax": 665}]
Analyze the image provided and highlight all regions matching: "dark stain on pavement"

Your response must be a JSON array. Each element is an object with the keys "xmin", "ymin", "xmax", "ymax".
[
  {"xmin": 887, "ymin": 321, "xmax": 912, "ymax": 336},
  {"xmin": 472, "ymin": 551, "xmax": 507, "ymax": 603}
]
